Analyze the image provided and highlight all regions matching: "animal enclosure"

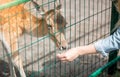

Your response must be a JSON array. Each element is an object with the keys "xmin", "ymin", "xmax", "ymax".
[{"xmin": 0, "ymin": 0, "xmax": 114, "ymax": 77}]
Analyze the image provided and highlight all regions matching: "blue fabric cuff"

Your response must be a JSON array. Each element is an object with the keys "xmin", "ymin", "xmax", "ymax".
[{"xmin": 94, "ymin": 41, "xmax": 108, "ymax": 57}]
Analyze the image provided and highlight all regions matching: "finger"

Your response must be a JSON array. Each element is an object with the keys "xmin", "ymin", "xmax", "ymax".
[
  {"xmin": 59, "ymin": 57, "xmax": 67, "ymax": 61},
  {"xmin": 60, "ymin": 59, "xmax": 69, "ymax": 62},
  {"xmin": 56, "ymin": 53, "xmax": 66, "ymax": 59}
]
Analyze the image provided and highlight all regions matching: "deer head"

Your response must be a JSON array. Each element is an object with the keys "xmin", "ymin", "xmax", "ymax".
[
  {"xmin": 45, "ymin": 4, "xmax": 68, "ymax": 50},
  {"xmin": 32, "ymin": 0, "xmax": 68, "ymax": 50}
]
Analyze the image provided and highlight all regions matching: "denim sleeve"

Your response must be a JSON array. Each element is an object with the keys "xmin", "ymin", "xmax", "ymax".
[{"xmin": 94, "ymin": 27, "xmax": 120, "ymax": 57}]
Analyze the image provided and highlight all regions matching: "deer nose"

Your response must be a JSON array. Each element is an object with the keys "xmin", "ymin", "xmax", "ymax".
[
  {"xmin": 58, "ymin": 40, "xmax": 68, "ymax": 50},
  {"xmin": 62, "ymin": 46, "xmax": 67, "ymax": 50},
  {"xmin": 60, "ymin": 46, "xmax": 67, "ymax": 50}
]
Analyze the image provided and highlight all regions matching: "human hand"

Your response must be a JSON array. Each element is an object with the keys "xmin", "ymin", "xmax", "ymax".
[
  {"xmin": 56, "ymin": 47, "xmax": 80, "ymax": 62},
  {"xmin": 57, "ymin": 44, "xmax": 97, "ymax": 62}
]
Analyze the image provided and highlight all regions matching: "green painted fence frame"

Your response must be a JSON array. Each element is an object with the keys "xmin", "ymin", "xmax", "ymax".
[
  {"xmin": 0, "ymin": 0, "xmax": 118, "ymax": 77},
  {"xmin": 89, "ymin": 56, "xmax": 120, "ymax": 77},
  {"xmin": 108, "ymin": 2, "xmax": 119, "ymax": 76},
  {"xmin": 0, "ymin": 0, "xmax": 57, "ymax": 10},
  {"xmin": 0, "ymin": 0, "xmax": 30, "ymax": 10}
]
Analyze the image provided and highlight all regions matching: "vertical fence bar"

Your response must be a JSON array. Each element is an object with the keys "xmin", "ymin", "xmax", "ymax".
[
  {"xmin": 107, "ymin": 2, "xmax": 119, "ymax": 75},
  {"xmin": 64, "ymin": 0, "xmax": 67, "ymax": 76}
]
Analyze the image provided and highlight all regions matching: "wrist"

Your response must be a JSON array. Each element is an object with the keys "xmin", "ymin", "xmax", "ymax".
[{"xmin": 75, "ymin": 46, "xmax": 84, "ymax": 55}]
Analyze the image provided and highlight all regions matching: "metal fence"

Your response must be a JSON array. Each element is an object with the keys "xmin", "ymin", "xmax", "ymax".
[{"xmin": 0, "ymin": 0, "xmax": 116, "ymax": 77}]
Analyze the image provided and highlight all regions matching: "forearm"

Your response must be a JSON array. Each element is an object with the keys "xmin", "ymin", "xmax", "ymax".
[{"xmin": 77, "ymin": 44, "xmax": 97, "ymax": 56}]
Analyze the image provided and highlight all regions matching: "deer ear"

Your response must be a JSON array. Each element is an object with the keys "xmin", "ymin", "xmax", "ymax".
[
  {"xmin": 56, "ymin": 4, "xmax": 62, "ymax": 10},
  {"xmin": 55, "ymin": 0, "xmax": 62, "ymax": 10},
  {"xmin": 31, "ymin": 0, "xmax": 45, "ymax": 18}
]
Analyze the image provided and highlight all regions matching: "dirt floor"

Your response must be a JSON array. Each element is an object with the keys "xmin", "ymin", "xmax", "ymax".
[{"xmin": 0, "ymin": 0, "xmax": 115, "ymax": 77}]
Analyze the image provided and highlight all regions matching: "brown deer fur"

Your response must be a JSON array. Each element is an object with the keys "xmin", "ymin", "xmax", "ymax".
[{"xmin": 0, "ymin": 0, "xmax": 68, "ymax": 77}]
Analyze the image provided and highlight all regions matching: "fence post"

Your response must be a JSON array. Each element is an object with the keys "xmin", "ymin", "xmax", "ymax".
[{"xmin": 107, "ymin": 2, "xmax": 119, "ymax": 75}]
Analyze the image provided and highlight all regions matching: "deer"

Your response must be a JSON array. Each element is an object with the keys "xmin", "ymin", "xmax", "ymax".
[{"xmin": 0, "ymin": 0, "xmax": 68, "ymax": 77}]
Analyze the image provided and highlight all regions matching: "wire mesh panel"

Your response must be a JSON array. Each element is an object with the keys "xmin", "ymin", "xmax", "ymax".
[{"xmin": 0, "ymin": 0, "xmax": 112, "ymax": 77}]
